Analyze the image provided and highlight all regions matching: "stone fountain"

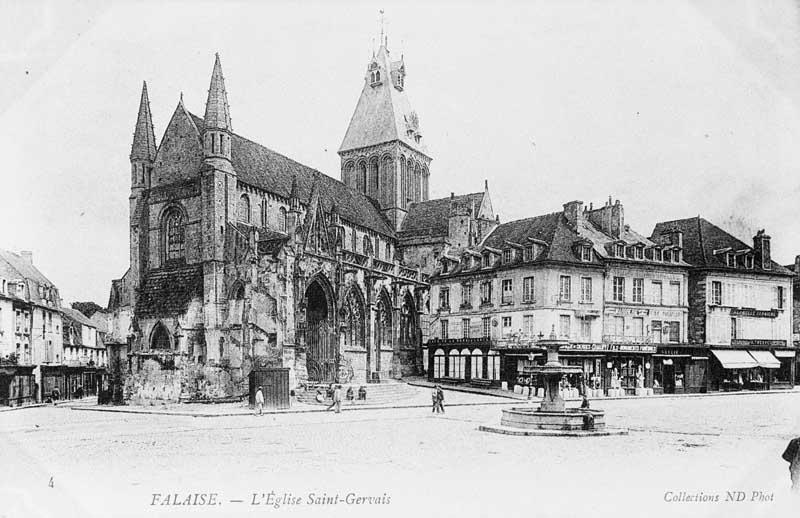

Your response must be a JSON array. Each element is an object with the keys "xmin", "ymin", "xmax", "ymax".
[{"xmin": 480, "ymin": 330, "xmax": 627, "ymax": 437}]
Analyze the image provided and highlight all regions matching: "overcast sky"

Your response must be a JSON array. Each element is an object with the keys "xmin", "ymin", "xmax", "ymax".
[{"xmin": 3, "ymin": 0, "xmax": 800, "ymax": 305}]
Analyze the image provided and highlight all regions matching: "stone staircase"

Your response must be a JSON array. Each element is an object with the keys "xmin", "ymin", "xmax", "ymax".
[{"xmin": 296, "ymin": 380, "xmax": 421, "ymax": 406}]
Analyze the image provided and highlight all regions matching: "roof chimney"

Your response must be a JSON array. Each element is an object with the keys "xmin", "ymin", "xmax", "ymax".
[
  {"xmin": 753, "ymin": 230, "xmax": 771, "ymax": 270},
  {"xmin": 20, "ymin": 251, "xmax": 32, "ymax": 264},
  {"xmin": 562, "ymin": 200, "xmax": 584, "ymax": 229}
]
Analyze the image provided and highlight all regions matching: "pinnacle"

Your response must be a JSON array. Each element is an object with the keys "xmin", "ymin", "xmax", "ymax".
[
  {"xmin": 203, "ymin": 53, "xmax": 232, "ymax": 132},
  {"xmin": 130, "ymin": 80, "xmax": 157, "ymax": 161}
]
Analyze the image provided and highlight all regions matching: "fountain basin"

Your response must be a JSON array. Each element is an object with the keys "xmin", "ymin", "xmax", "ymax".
[{"xmin": 500, "ymin": 406, "xmax": 606, "ymax": 431}]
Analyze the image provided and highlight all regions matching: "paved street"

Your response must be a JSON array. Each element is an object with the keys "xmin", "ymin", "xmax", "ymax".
[{"xmin": 3, "ymin": 389, "xmax": 800, "ymax": 518}]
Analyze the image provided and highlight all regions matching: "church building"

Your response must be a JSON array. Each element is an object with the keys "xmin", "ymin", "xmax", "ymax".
[{"xmin": 108, "ymin": 38, "xmax": 487, "ymax": 401}]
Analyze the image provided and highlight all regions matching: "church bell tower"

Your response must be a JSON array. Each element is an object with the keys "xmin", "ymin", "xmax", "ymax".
[{"xmin": 338, "ymin": 32, "xmax": 432, "ymax": 231}]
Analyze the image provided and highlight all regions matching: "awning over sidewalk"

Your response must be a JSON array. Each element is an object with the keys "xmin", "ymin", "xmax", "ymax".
[
  {"xmin": 711, "ymin": 349, "xmax": 759, "ymax": 369},
  {"xmin": 774, "ymin": 350, "xmax": 796, "ymax": 358},
  {"xmin": 748, "ymin": 350, "xmax": 781, "ymax": 369}
]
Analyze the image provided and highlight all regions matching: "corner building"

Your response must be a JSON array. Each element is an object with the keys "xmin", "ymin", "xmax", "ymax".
[
  {"xmin": 426, "ymin": 199, "xmax": 691, "ymax": 396},
  {"xmin": 109, "ymin": 41, "xmax": 461, "ymax": 402}
]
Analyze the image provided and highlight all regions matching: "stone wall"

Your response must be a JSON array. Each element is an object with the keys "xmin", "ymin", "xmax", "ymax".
[{"xmin": 124, "ymin": 357, "xmax": 249, "ymax": 404}]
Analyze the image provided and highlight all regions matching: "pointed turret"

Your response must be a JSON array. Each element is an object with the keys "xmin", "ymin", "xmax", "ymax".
[
  {"xmin": 204, "ymin": 53, "xmax": 232, "ymax": 131},
  {"xmin": 130, "ymin": 81, "xmax": 156, "ymax": 190},
  {"xmin": 131, "ymin": 81, "xmax": 157, "ymax": 162},
  {"xmin": 202, "ymin": 53, "xmax": 233, "ymax": 167}
]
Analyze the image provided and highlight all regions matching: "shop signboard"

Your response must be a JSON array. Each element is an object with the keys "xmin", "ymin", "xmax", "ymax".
[
  {"xmin": 562, "ymin": 343, "xmax": 656, "ymax": 354},
  {"xmin": 730, "ymin": 339, "xmax": 787, "ymax": 347},
  {"xmin": 730, "ymin": 308, "xmax": 778, "ymax": 318}
]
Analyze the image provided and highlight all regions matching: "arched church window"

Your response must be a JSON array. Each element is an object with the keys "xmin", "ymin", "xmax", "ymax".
[
  {"xmin": 261, "ymin": 200, "xmax": 268, "ymax": 227},
  {"xmin": 239, "ymin": 194, "xmax": 251, "ymax": 223},
  {"xmin": 376, "ymin": 71, "xmax": 381, "ymax": 82},
  {"xmin": 279, "ymin": 207, "xmax": 287, "ymax": 232},
  {"xmin": 151, "ymin": 322, "xmax": 171, "ymax": 350},
  {"xmin": 362, "ymin": 235, "xmax": 373, "ymax": 256},
  {"xmin": 163, "ymin": 207, "xmax": 185, "ymax": 262},
  {"xmin": 219, "ymin": 338, "xmax": 225, "ymax": 360},
  {"xmin": 368, "ymin": 157, "xmax": 379, "ymax": 197},
  {"xmin": 351, "ymin": 229, "xmax": 357, "ymax": 251},
  {"xmin": 358, "ymin": 162, "xmax": 367, "ymax": 194}
]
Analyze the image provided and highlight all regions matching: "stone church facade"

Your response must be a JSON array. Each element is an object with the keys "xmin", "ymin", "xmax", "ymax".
[{"xmin": 108, "ymin": 40, "xmax": 488, "ymax": 402}]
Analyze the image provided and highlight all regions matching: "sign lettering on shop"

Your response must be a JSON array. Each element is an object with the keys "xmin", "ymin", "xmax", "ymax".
[
  {"xmin": 562, "ymin": 343, "xmax": 656, "ymax": 353},
  {"xmin": 729, "ymin": 308, "xmax": 778, "ymax": 318}
]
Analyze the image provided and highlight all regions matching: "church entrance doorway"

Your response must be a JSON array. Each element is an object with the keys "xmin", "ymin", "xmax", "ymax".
[{"xmin": 305, "ymin": 279, "xmax": 337, "ymax": 383}]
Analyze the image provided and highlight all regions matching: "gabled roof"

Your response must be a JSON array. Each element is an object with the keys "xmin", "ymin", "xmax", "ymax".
[
  {"xmin": 339, "ymin": 45, "xmax": 428, "ymax": 156},
  {"xmin": 0, "ymin": 249, "xmax": 59, "ymax": 306},
  {"xmin": 185, "ymin": 113, "xmax": 394, "ymax": 237},
  {"xmin": 651, "ymin": 217, "xmax": 792, "ymax": 275},
  {"xmin": 399, "ymin": 192, "xmax": 485, "ymax": 241},
  {"xmin": 60, "ymin": 307, "xmax": 96, "ymax": 329}
]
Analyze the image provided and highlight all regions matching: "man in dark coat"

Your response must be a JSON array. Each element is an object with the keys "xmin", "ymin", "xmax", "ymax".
[{"xmin": 782, "ymin": 437, "xmax": 800, "ymax": 491}]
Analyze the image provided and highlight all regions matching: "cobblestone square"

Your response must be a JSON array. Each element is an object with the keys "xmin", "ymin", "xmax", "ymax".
[{"xmin": 3, "ymin": 389, "xmax": 800, "ymax": 518}]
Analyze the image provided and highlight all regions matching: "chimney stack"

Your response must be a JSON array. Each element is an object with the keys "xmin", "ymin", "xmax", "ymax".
[
  {"xmin": 562, "ymin": 200, "xmax": 584, "ymax": 229},
  {"xmin": 753, "ymin": 230, "xmax": 771, "ymax": 269}
]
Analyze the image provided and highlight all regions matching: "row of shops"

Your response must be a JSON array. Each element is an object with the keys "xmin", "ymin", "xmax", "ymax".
[
  {"xmin": 424, "ymin": 338, "xmax": 798, "ymax": 395},
  {"xmin": 0, "ymin": 363, "xmax": 108, "ymax": 406}
]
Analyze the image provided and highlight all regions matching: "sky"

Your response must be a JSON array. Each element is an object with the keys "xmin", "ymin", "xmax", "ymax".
[{"xmin": 2, "ymin": 0, "xmax": 800, "ymax": 305}]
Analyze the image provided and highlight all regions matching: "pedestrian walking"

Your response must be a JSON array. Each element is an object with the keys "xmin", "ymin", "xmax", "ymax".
[
  {"xmin": 346, "ymin": 386, "xmax": 354, "ymax": 404},
  {"xmin": 254, "ymin": 386, "xmax": 265, "ymax": 416},
  {"xmin": 358, "ymin": 385, "xmax": 367, "ymax": 401},
  {"xmin": 782, "ymin": 436, "xmax": 800, "ymax": 491},
  {"xmin": 327, "ymin": 384, "xmax": 342, "ymax": 413},
  {"xmin": 435, "ymin": 385, "xmax": 445, "ymax": 414},
  {"xmin": 431, "ymin": 386, "xmax": 439, "ymax": 413}
]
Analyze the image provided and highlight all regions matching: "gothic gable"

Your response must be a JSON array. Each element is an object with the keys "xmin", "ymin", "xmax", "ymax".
[{"xmin": 152, "ymin": 102, "xmax": 203, "ymax": 188}]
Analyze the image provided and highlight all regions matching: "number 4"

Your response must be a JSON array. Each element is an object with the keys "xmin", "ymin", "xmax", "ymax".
[{"xmin": 48, "ymin": 477, "xmax": 54, "ymax": 488}]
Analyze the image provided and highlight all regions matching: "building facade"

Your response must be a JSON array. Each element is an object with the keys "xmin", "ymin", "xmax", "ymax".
[
  {"xmin": 426, "ymin": 199, "xmax": 691, "ymax": 396},
  {"xmin": 108, "ymin": 39, "xmax": 486, "ymax": 403},
  {"xmin": 652, "ymin": 219, "xmax": 795, "ymax": 391},
  {"xmin": 0, "ymin": 249, "xmax": 64, "ymax": 406},
  {"xmin": 60, "ymin": 307, "xmax": 108, "ymax": 398}
]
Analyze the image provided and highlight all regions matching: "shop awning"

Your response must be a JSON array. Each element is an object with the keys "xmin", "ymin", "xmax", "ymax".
[
  {"xmin": 711, "ymin": 349, "xmax": 759, "ymax": 369},
  {"xmin": 748, "ymin": 350, "xmax": 781, "ymax": 369},
  {"xmin": 774, "ymin": 350, "xmax": 796, "ymax": 358}
]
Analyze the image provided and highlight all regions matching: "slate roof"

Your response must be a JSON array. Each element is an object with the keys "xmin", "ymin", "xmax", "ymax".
[
  {"xmin": 135, "ymin": 264, "xmax": 204, "ymax": 319},
  {"xmin": 339, "ymin": 45, "xmax": 428, "ymax": 156},
  {"xmin": 651, "ymin": 217, "xmax": 792, "ymax": 275},
  {"xmin": 399, "ymin": 193, "xmax": 484, "ymax": 241},
  {"xmin": 481, "ymin": 211, "xmax": 603, "ymax": 266},
  {"xmin": 60, "ymin": 307, "xmax": 97, "ymax": 329},
  {"xmin": 0, "ymin": 249, "xmax": 59, "ymax": 306},
  {"xmin": 188, "ymin": 114, "xmax": 394, "ymax": 237}
]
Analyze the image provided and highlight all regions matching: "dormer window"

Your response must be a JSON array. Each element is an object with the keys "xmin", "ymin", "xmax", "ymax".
[
  {"xmin": 615, "ymin": 244, "xmax": 625, "ymax": 257},
  {"xmin": 635, "ymin": 247, "xmax": 644, "ymax": 260},
  {"xmin": 726, "ymin": 253, "xmax": 735, "ymax": 268},
  {"xmin": 654, "ymin": 248, "xmax": 662, "ymax": 261},
  {"xmin": 580, "ymin": 246, "xmax": 592, "ymax": 262},
  {"xmin": 503, "ymin": 249, "xmax": 513, "ymax": 264},
  {"xmin": 523, "ymin": 245, "xmax": 534, "ymax": 261},
  {"xmin": 442, "ymin": 260, "xmax": 449, "ymax": 274},
  {"xmin": 745, "ymin": 255, "xmax": 754, "ymax": 269},
  {"xmin": 673, "ymin": 250, "xmax": 681, "ymax": 263},
  {"xmin": 483, "ymin": 254, "xmax": 491, "ymax": 268},
  {"xmin": 664, "ymin": 249, "xmax": 672, "ymax": 262}
]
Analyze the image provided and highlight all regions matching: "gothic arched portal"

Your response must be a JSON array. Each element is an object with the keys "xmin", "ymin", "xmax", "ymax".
[{"xmin": 304, "ymin": 276, "xmax": 336, "ymax": 383}]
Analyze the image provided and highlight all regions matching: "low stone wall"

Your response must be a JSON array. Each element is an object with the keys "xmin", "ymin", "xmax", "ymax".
[{"xmin": 124, "ymin": 358, "xmax": 249, "ymax": 404}]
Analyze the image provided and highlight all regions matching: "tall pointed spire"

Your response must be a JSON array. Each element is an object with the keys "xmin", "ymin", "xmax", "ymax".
[
  {"xmin": 204, "ymin": 53, "xmax": 232, "ymax": 131},
  {"xmin": 130, "ymin": 81, "xmax": 157, "ymax": 161}
]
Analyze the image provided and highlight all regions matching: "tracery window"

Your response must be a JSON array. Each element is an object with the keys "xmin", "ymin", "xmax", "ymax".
[{"xmin": 163, "ymin": 208, "xmax": 185, "ymax": 262}]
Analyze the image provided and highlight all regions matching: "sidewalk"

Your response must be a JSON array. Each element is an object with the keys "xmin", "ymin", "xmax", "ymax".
[
  {"xmin": 67, "ymin": 386, "xmax": 513, "ymax": 417},
  {"xmin": 407, "ymin": 377, "xmax": 800, "ymax": 402}
]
